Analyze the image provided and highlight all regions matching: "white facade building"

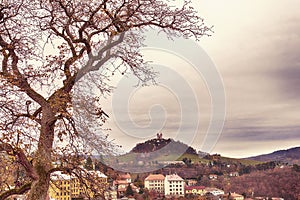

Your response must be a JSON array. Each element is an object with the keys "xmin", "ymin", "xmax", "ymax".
[
  {"xmin": 205, "ymin": 187, "xmax": 225, "ymax": 196},
  {"xmin": 164, "ymin": 174, "xmax": 184, "ymax": 197},
  {"xmin": 144, "ymin": 174, "xmax": 165, "ymax": 194}
]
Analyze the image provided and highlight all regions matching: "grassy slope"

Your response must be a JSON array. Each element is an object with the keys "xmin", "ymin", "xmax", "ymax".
[{"xmin": 116, "ymin": 152, "xmax": 262, "ymax": 166}]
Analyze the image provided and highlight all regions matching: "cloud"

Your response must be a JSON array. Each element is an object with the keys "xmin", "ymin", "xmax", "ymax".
[
  {"xmin": 191, "ymin": 0, "xmax": 300, "ymax": 157},
  {"xmin": 99, "ymin": 0, "xmax": 300, "ymax": 157}
]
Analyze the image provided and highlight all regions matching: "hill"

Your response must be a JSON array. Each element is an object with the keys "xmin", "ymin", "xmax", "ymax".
[
  {"xmin": 112, "ymin": 137, "xmax": 262, "ymax": 171},
  {"xmin": 131, "ymin": 137, "xmax": 197, "ymax": 155},
  {"xmin": 246, "ymin": 146, "xmax": 300, "ymax": 165}
]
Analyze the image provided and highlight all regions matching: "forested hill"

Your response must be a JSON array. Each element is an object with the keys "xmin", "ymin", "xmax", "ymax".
[
  {"xmin": 247, "ymin": 146, "xmax": 300, "ymax": 165},
  {"xmin": 130, "ymin": 137, "xmax": 197, "ymax": 155}
]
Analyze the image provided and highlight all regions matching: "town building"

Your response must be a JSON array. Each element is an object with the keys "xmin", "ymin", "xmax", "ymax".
[
  {"xmin": 205, "ymin": 187, "xmax": 225, "ymax": 196},
  {"xmin": 104, "ymin": 189, "xmax": 118, "ymax": 200},
  {"xmin": 113, "ymin": 173, "xmax": 139, "ymax": 197},
  {"xmin": 48, "ymin": 170, "xmax": 107, "ymax": 200},
  {"xmin": 144, "ymin": 174, "xmax": 165, "ymax": 194},
  {"xmin": 186, "ymin": 179, "xmax": 198, "ymax": 186},
  {"xmin": 209, "ymin": 174, "xmax": 218, "ymax": 180},
  {"xmin": 49, "ymin": 172, "xmax": 72, "ymax": 200},
  {"xmin": 118, "ymin": 173, "xmax": 131, "ymax": 184},
  {"xmin": 113, "ymin": 173, "xmax": 132, "ymax": 194},
  {"xmin": 223, "ymin": 192, "xmax": 244, "ymax": 200},
  {"xmin": 164, "ymin": 174, "xmax": 185, "ymax": 197},
  {"xmin": 157, "ymin": 161, "xmax": 185, "ymax": 165},
  {"xmin": 185, "ymin": 185, "xmax": 206, "ymax": 196},
  {"xmin": 229, "ymin": 172, "xmax": 239, "ymax": 177}
]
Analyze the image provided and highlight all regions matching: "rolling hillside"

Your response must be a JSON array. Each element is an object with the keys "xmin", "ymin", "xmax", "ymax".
[
  {"xmin": 246, "ymin": 146, "xmax": 300, "ymax": 165},
  {"xmin": 117, "ymin": 137, "xmax": 261, "ymax": 167}
]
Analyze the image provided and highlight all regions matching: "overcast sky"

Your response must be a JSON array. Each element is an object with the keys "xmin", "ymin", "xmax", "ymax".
[
  {"xmin": 99, "ymin": 0, "xmax": 300, "ymax": 158},
  {"xmin": 194, "ymin": 0, "xmax": 300, "ymax": 157}
]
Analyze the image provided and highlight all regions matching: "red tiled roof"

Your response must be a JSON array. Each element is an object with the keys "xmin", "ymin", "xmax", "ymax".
[
  {"xmin": 185, "ymin": 186, "xmax": 205, "ymax": 190},
  {"xmin": 145, "ymin": 174, "xmax": 165, "ymax": 181},
  {"xmin": 113, "ymin": 180, "xmax": 128, "ymax": 185},
  {"xmin": 119, "ymin": 173, "xmax": 131, "ymax": 179},
  {"xmin": 165, "ymin": 174, "xmax": 183, "ymax": 181}
]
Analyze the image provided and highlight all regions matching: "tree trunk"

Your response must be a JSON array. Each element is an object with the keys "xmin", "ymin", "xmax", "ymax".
[
  {"xmin": 26, "ymin": 171, "xmax": 50, "ymax": 200},
  {"xmin": 27, "ymin": 108, "xmax": 56, "ymax": 200}
]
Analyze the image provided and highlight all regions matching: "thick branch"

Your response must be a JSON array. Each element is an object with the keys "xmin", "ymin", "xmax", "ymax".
[
  {"xmin": 1, "ymin": 48, "xmax": 9, "ymax": 74},
  {"xmin": 0, "ymin": 182, "xmax": 32, "ymax": 200},
  {"xmin": 0, "ymin": 143, "xmax": 38, "ymax": 180}
]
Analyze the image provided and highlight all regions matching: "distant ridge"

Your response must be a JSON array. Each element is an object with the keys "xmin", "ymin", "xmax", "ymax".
[{"xmin": 246, "ymin": 146, "xmax": 300, "ymax": 165}]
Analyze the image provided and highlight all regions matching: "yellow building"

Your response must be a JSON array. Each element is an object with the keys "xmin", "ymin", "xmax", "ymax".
[
  {"xmin": 49, "ymin": 171, "xmax": 107, "ymax": 200},
  {"xmin": 185, "ymin": 186, "xmax": 206, "ymax": 196},
  {"xmin": 49, "ymin": 172, "xmax": 71, "ymax": 200}
]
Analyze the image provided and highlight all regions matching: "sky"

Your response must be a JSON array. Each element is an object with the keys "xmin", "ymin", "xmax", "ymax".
[
  {"xmin": 194, "ymin": 0, "xmax": 300, "ymax": 157},
  {"xmin": 99, "ymin": 0, "xmax": 300, "ymax": 158}
]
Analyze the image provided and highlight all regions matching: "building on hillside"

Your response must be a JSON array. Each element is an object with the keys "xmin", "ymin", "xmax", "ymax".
[
  {"xmin": 205, "ymin": 187, "xmax": 224, "ymax": 196},
  {"xmin": 228, "ymin": 192, "xmax": 245, "ymax": 200},
  {"xmin": 164, "ymin": 174, "xmax": 184, "ymax": 197},
  {"xmin": 186, "ymin": 179, "xmax": 197, "ymax": 186},
  {"xmin": 112, "ymin": 181, "xmax": 139, "ymax": 198},
  {"xmin": 209, "ymin": 174, "xmax": 218, "ymax": 180},
  {"xmin": 113, "ymin": 173, "xmax": 139, "ymax": 197},
  {"xmin": 229, "ymin": 172, "xmax": 239, "ymax": 177},
  {"xmin": 157, "ymin": 132, "xmax": 163, "ymax": 139},
  {"xmin": 223, "ymin": 192, "xmax": 244, "ymax": 200},
  {"xmin": 48, "ymin": 170, "xmax": 107, "ymax": 200},
  {"xmin": 185, "ymin": 185, "xmax": 206, "ymax": 196},
  {"xmin": 113, "ymin": 179, "xmax": 128, "ymax": 197},
  {"xmin": 158, "ymin": 161, "xmax": 185, "ymax": 165},
  {"xmin": 104, "ymin": 189, "xmax": 118, "ymax": 200},
  {"xmin": 144, "ymin": 174, "xmax": 165, "ymax": 194},
  {"xmin": 118, "ymin": 173, "xmax": 131, "ymax": 183}
]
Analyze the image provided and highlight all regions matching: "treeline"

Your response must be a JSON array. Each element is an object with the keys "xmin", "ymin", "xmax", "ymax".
[{"xmin": 227, "ymin": 167, "xmax": 300, "ymax": 199}]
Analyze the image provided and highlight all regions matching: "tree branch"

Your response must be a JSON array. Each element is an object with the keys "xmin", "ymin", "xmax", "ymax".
[
  {"xmin": 0, "ymin": 182, "xmax": 32, "ymax": 200},
  {"xmin": 0, "ymin": 35, "xmax": 48, "ymax": 107},
  {"xmin": 0, "ymin": 143, "xmax": 38, "ymax": 181}
]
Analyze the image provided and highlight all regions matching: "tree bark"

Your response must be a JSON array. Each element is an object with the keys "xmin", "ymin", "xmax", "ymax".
[{"xmin": 26, "ymin": 107, "xmax": 56, "ymax": 200}]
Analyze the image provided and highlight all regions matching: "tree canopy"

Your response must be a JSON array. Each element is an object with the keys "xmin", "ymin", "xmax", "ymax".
[{"xmin": 0, "ymin": 0, "xmax": 211, "ymax": 199}]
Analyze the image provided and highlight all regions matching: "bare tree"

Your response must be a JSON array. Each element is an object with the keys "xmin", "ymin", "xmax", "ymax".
[{"xmin": 0, "ymin": 0, "xmax": 211, "ymax": 199}]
